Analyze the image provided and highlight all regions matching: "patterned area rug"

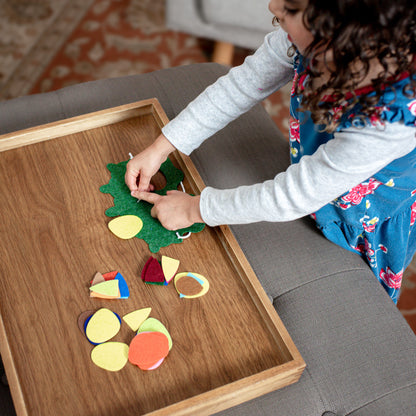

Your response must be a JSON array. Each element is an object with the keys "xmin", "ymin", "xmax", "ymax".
[{"xmin": 0, "ymin": 0, "xmax": 414, "ymax": 333}]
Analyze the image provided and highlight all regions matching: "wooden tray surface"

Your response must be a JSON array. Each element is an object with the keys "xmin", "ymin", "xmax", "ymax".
[{"xmin": 0, "ymin": 99, "xmax": 305, "ymax": 416}]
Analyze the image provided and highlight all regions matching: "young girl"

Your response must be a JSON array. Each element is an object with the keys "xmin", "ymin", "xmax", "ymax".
[{"xmin": 125, "ymin": 0, "xmax": 416, "ymax": 303}]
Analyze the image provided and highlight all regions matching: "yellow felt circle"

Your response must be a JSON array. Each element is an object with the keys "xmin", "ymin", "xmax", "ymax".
[
  {"xmin": 91, "ymin": 342, "xmax": 129, "ymax": 372},
  {"xmin": 85, "ymin": 308, "xmax": 121, "ymax": 344},
  {"xmin": 108, "ymin": 215, "xmax": 143, "ymax": 239}
]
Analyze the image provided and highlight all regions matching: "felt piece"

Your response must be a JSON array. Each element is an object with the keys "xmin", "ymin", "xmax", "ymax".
[
  {"xmin": 90, "ymin": 290, "xmax": 121, "ymax": 299},
  {"xmin": 91, "ymin": 272, "xmax": 105, "ymax": 286},
  {"xmin": 175, "ymin": 275, "xmax": 202, "ymax": 296},
  {"xmin": 89, "ymin": 280, "xmax": 119, "ymax": 298},
  {"xmin": 128, "ymin": 331, "xmax": 169, "ymax": 368},
  {"xmin": 99, "ymin": 159, "xmax": 205, "ymax": 253},
  {"xmin": 91, "ymin": 342, "xmax": 129, "ymax": 372},
  {"xmin": 108, "ymin": 215, "xmax": 143, "ymax": 239},
  {"xmin": 78, "ymin": 310, "xmax": 94, "ymax": 335},
  {"xmin": 89, "ymin": 272, "xmax": 129, "ymax": 299},
  {"xmin": 142, "ymin": 357, "xmax": 165, "ymax": 371},
  {"xmin": 161, "ymin": 255, "xmax": 180, "ymax": 283},
  {"xmin": 114, "ymin": 272, "xmax": 129, "ymax": 299},
  {"xmin": 174, "ymin": 272, "xmax": 210, "ymax": 298},
  {"xmin": 102, "ymin": 271, "xmax": 118, "ymax": 280},
  {"xmin": 138, "ymin": 317, "xmax": 172, "ymax": 350},
  {"xmin": 141, "ymin": 257, "xmax": 153, "ymax": 281},
  {"xmin": 85, "ymin": 308, "xmax": 121, "ymax": 344},
  {"xmin": 122, "ymin": 308, "xmax": 152, "ymax": 332},
  {"xmin": 142, "ymin": 257, "xmax": 165, "ymax": 283}
]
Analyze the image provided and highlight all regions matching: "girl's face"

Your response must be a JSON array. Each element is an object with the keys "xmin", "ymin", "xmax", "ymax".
[{"xmin": 268, "ymin": 0, "xmax": 313, "ymax": 54}]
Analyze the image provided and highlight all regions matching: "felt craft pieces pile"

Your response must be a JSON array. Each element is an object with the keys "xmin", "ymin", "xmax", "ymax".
[
  {"xmin": 141, "ymin": 256, "xmax": 210, "ymax": 298},
  {"xmin": 89, "ymin": 271, "xmax": 130, "ymax": 299},
  {"xmin": 79, "ymin": 307, "xmax": 172, "ymax": 372}
]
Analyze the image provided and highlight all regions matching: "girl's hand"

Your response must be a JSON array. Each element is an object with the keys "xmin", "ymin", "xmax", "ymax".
[
  {"xmin": 125, "ymin": 134, "xmax": 176, "ymax": 192},
  {"xmin": 131, "ymin": 190, "xmax": 203, "ymax": 230}
]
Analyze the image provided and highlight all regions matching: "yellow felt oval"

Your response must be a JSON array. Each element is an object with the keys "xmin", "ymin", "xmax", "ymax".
[
  {"xmin": 174, "ymin": 272, "xmax": 209, "ymax": 299},
  {"xmin": 108, "ymin": 215, "xmax": 143, "ymax": 239},
  {"xmin": 138, "ymin": 317, "xmax": 173, "ymax": 350},
  {"xmin": 91, "ymin": 342, "xmax": 129, "ymax": 372},
  {"xmin": 85, "ymin": 308, "xmax": 121, "ymax": 344},
  {"xmin": 122, "ymin": 307, "xmax": 152, "ymax": 332}
]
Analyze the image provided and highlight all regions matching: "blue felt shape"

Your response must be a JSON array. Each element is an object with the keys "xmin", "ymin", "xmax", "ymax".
[
  {"xmin": 188, "ymin": 272, "xmax": 204, "ymax": 285},
  {"xmin": 114, "ymin": 272, "xmax": 129, "ymax": 299}
]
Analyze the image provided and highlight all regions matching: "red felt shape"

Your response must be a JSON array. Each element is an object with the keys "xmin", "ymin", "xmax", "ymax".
[
  {"xmin": 141, "ymin": 257, "xmax": 165, "ymax": 283},
  {"xmin": 128, "ymin": 332, "xmax": 169, "ymax": 368},
  {"xmin": 141, "ymin": 257, "xmax": 153, "ymax": 281},
  {"xmin": 103, "ymin": 271, "xmax": 118, "ymax": 281}
]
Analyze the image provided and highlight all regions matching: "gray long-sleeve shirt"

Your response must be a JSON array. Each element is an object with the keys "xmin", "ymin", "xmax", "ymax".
[{"xmin": 162, "ymin": 29, "xmax": 416, "ymax": 226}]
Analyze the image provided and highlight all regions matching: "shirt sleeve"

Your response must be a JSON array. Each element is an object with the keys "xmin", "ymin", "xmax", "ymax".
[
  {"xmin": 199, "ymin": 122, "xmax": 416, "ymax": 226},
  {"xmin": 161, "ymin": 29, "xmax": 294, "ymax": 155}
]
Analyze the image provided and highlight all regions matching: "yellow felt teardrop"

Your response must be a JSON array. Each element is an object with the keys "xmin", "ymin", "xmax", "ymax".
[
  {"xmin": 91, "ymin": 342, "xmax": 129, "ymax": 372},
  {"xmin": 161, "ymin": 256, "xmax": 180, "ymax": 283},
  {"xmin": 89, "ymin": 280, "xmax": 119, "ymax": 298},
  {"xmin": 108, "ymin": 215, "xmax": 143, "ymax": 239},
  {"xmin": 122, "ymin": 307, "xmax": 152, "ymax": 332}
]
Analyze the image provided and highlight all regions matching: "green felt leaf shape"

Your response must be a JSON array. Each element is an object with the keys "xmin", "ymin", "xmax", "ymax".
[{"xmin": 100, "ymin": 159, "xmax": 205, "ymax": 253}]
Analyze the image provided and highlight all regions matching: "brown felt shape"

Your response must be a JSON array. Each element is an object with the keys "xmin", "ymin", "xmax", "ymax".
[
  {"xmin": 175, "ymin": 275, "xmax": 203, "ymax": 296},
  {"xmin": 78, "ymin": 310, "xmax": 94, "ymax": 335}
]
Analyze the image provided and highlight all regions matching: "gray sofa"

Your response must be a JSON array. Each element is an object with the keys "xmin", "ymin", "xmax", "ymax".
[{"xmin": 1, "ymin": 63, "xmax": 416, "ymax": 415}]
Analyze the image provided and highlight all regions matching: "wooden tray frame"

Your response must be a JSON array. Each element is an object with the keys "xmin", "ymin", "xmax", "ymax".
[{"xmin": 0, "ymin": 98, "xmax": 305, "ymax": 416}]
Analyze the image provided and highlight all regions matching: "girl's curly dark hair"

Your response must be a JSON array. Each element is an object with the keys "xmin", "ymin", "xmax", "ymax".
[{"xmin": 298, "ymin": 0, "xmax": 416, "ymax": 132}]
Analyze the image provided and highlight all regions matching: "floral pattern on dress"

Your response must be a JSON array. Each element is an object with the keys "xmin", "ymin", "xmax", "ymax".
[
  {"xmin": 289, "ymin": 117, "xmax": 300, "ymax": 143},
  {"xmin": 379, "ymin": 267, "xmax": 403, "ymax": 289},
  {"xmin": 351, "ymin": 237, "xmax": 387, "ymax": 268},
  {"xmin": 333, "ymin": 178, "xmax": 383, "ymax": 209},
  {"xmin": 408, "ymin": 99, "xmax": 416, "ymax": 116},
  {"xmin": 360, "ymin": 215, "xmax": 379, "ymax": 232},
  {"xmin": 411, "ymin": 200, "xmax": 416, "ymax": 226}
]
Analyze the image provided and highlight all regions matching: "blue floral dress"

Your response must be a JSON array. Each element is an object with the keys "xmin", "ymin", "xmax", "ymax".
[{"xmin": 289, "ymin": 55, "xmax": 416, "ymax": 303}]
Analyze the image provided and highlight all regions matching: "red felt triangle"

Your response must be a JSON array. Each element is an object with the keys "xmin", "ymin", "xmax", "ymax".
[
  {"xmin": 143, "ymin": 257, "xmax": 165, "ymax": 283},
  {"xmin": 102, "ymin": 271, "xmax": 118, "ymax": 281}
]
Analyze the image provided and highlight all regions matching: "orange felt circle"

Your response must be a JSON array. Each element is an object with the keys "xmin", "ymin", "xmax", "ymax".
[{"xmin": 128, "ymin": 332, "xmax": 169, "ymax": 367}]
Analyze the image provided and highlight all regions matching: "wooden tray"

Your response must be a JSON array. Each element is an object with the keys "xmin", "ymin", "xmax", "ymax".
[{"xmin": 0, "ymin": 99, "xmax": 305, "ymax": 416}]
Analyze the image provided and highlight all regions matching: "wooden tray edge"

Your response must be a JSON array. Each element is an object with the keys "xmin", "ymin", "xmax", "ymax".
[
  {"xmin": 146, "ymin": 359, "xmax": 306, "ymax": 416},
  {"xmin": 0, "ymin": 311, "xmax": 28, "ymax": 416},
  {"xmin": 0, "ymin": 98, "xmax": 160, "ymax": 152}
]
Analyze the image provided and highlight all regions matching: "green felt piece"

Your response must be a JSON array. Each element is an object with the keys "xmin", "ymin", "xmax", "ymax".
[{"xmin": 99, "ymin": 159, "xmax": 205, "ymax": 253}]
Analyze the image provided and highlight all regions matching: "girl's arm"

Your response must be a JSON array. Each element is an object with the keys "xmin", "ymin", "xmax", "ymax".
[
  {"xmin": 162, "ymin": 29, "xmax": 294, "ymax": 156},
  {"xmin": 126, "ymin": 29, "xmax": 293, "ymax": 193},
  {"xmin": 199, "ymin": 122, "xmax": 416, "ymax": 226}
]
